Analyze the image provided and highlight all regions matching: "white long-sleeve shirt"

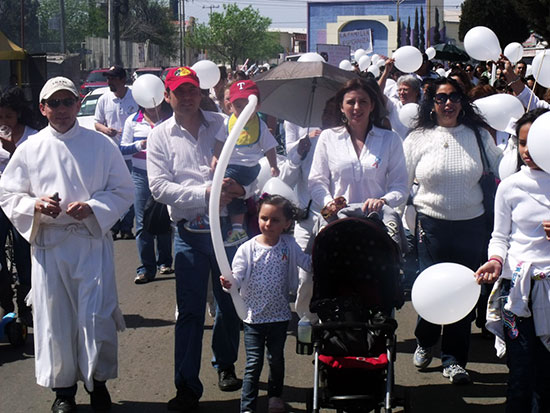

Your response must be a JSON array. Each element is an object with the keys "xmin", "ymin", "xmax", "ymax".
[
  {"xmin": 308, "ymin": 125, "xmax": 408, "ymax": 210},
  {"xmin": 404, "ymin": 125, "xmax": 503, "ymax": 220},
  {"xmin": 147, "ymin": 111, "xmax": 226, "ymax": 223}
]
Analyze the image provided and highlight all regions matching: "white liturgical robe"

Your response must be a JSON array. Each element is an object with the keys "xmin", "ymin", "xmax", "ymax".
[{"xmin": 0, "ymin": 121, "xmax": 134, "ymax": 390}]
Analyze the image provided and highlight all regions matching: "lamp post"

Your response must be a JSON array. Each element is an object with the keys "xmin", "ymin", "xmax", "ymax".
[
  {"xmin": 179, "ymin": 0, "xmax": 185, "ymax": 66},
  {"xmin": 394, "ymin": 0, "xmax": 405, "ymax": 48}
]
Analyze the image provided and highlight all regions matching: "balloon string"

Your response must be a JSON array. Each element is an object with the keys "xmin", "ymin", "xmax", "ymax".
[{"xmin": 527, "ymin": 53, "xmax": 545, "ymax": 112}]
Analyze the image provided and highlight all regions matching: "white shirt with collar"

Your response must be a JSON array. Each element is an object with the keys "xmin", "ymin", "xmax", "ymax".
[
  {"xmin": 146, "ymin": 110, "xmax": 227, "ymax": 224},
  {"xmin": 94, "ymin": 88, "xmax": 138, "ymax": 146},
  {"xmin": 308, "ymin": 125, "xmax": 408, "ymax": 210}
]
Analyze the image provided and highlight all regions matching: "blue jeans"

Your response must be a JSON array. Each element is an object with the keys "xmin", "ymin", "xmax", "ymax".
[
  {"xmin": 414, "ymin": 213, "xmax": 487, "ymax": 368},
  {"xmin": 0, "ymin": 207, "xmax": 31, "ymax": 313},
  {"xmin": 173, "ymin": 221, "xmax": 240, "ymax": 398},
  {"xmin": 501, "ymin": 281, "xmax": 550, "ymax": 412},
  {"xmin": 225, "ymin": 164, "xmax": 260, "ymax": 216},
  {"xmin": 241, "ymin": 321, "xmax": 288, "ymax": 413},
  {"xmin": 112, "ymin": 160, "xmax": 135, "ymax": 234},
  {"xmin": 132, "ymin": 168, "xmax": 172, "ymax": 277}
]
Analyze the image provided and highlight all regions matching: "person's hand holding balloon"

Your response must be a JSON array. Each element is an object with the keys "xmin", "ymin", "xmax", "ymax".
[{"xmin": 475, "ymin": 256, "xmax": 503, "ymax": 284}]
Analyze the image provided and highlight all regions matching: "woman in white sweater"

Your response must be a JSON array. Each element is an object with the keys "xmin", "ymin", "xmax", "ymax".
[
  {"xmin": 475, "ymin": 109, "xmax": 550, "ymax": 412},
  {"xmin": 403, "ymin": 77, "xmax": 502, "ymax": 385}
]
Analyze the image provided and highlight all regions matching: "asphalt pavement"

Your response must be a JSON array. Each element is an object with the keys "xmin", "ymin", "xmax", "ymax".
[{"xmin": 0, "ymin": 237, "xmax": 508, "ymax": 412}]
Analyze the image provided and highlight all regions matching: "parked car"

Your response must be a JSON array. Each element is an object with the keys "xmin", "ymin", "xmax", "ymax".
[
  {"xmin": 79, "ymin": 68, "xmax": 109, "ymax": 98},
  {"xmin": 132, "ymin": 67, "xmax": 163, "ymax": 82}
]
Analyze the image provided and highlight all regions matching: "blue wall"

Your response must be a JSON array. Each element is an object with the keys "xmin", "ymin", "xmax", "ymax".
[{"xmin": 308, "ymin": 0, "xmax": 437, "ymax": 57}]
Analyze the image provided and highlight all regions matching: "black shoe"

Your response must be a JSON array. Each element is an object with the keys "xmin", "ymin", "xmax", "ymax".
[
  {"xmin": 111, "ymin": 230, "xmax": 119, "ymax": 240},
  {"xmin": 218, "ymin": 366, "xmax": 242, "ymax": 392},
  {"xmin": 85, "ymin": 382, "xmax": 112, "ymax": 411},
  {"xmin": 51, "ymin": 396, "xmax": 77, "ymax": 413},
  {"xmin": 120, "ymin": 231, "xmax": 135, "ymax": 240},
  {"xmin": 167, "ymin": 387, "xmax": 199, "ymax": 412}
]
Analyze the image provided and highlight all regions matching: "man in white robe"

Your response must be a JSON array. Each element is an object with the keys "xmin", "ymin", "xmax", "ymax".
[{"xmin": 0, "ymin": 77, "xmax": 134, "ymax": 413}]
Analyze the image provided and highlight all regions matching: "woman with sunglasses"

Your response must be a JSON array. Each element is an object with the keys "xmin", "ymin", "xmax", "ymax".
[
  {"xmin": 0, "ymin": 87, "xmax": 38, "ymax": 327},
  {"xmin": 403, "ymin": 77, "xmax": 503, "ymax": 385}
]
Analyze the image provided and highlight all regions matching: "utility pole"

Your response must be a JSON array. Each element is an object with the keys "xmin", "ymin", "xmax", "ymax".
[
  {"xmin": 393, "ymin": 0, "xmax": 405, "ymax": 50},
  {"xmin": 426, "ymin": 0, "xmax": 431, "ymax": 47},
  {"xmin": 108, "ymin": 0, "xmax": 114, "ymax": 65},
  {"xmin": 114, "ymin": 1, "xmax": 121, "ymax": 65},
  {"xmin": 179, "ymin": 0, "xmax": 185, "ymax": 66},
  {"xmin": 59, "ymin": 0, "xmax": 66, "ymax": 54},
  {"xmin": 20, "ymin": 0, "xmax": 24, "ymax": 49},
  {"xmin": 202, "ymin": 4, "xmax": 220, "ymax": 16}
]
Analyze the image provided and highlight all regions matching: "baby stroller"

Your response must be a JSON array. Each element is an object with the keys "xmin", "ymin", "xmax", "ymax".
[{"xmin": 304, "ymin": 217, "xmax": 408, "ymax": 413}]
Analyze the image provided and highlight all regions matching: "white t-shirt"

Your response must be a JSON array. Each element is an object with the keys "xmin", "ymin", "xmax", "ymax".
[{"xmin": 94, "ymin": 88, "xmax": 138, "ymax": 147}]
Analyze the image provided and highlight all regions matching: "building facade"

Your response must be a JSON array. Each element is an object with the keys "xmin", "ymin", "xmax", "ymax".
[{"xmin": 308, "ymin": 0, "xmax": 446, "ymax": 58}]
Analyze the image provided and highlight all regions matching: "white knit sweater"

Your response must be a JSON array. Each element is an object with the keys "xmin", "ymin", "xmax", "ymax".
[{"xmin": 404, "ymin": 124, "xmax": 502, "ymax": 221}]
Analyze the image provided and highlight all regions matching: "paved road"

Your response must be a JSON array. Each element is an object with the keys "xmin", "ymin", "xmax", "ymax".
[{"xmin": 1, "ymin": 238, "xmax": 508, "ymax": 412}]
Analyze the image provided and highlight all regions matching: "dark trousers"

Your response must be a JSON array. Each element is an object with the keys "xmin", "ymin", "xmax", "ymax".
[{"xmin": 414, "ymin": 213, "xmax": 487, "ymax": 368}]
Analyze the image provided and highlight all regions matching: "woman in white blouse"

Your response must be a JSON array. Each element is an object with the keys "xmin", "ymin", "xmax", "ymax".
[{"xmin": 308, "ymin": 77, "xmax": 408, "ymax": 219}]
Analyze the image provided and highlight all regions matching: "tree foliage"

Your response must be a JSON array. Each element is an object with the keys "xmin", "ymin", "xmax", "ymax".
[
  {"xmin": 459, "ymin": 0, "xmax": 530, "ymax": 47},
  {"xmin": 120, "ymin": 0, "xmax": 178, "ymax": 57},
  {"xmin": 433, "ymin": 8, "xmax": 441, "ymax": 44},
  {"xmin": 0, "ymin": 0, "xmax": 41, "ymax": 53},
  {"xmin": 413, "ymin": 8, "xmax": 419, "ymax": 48},
  {"xmin": 406, "ymin": 17, "xmax": 411, "ymax": 46},
  {"xmin": 512, "ymin": 0, "xmax": 550, "ymax": 43},
  {"xmin": 419, "ymin": 7, "xmax": 425, "ymax": 51},
  {"xmin": 185, "ymin": 4, "xmax": 283, "ymax": 69}
]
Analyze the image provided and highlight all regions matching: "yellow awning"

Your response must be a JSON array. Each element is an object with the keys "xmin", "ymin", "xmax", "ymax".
[{"xmin": 0, "ymin": 31, "xmax": 26, "ymax": 60}]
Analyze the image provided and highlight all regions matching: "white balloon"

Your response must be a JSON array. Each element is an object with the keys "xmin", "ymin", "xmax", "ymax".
[
  {"xmin": 298, "ymin": 52, "xmax": 325, "ymax": 62},
  {"xmin": 412, "ymin": 263, "xmax": 481, "ymax": 325},
  {"xmin": 358, "ymin": 54, "xmax": 371, "ymax": 71},
  {"xmin": 464, "ymin": 26, "xmax": 501, "ymax": 62},
  {"xmin": 531, "ymin": 50, "xmax": 550, "ymax": 88},
  {"xmin": 474, "ymin": 94, "xmax": 525, "ymax": 131},
  {"xmin": 191, "ymin": 60, "xmax": 221, "ymax": 89},
  {"xmin": 339, "ymin": 59, "xmax": 353, "ymax": 71},
  {"xmin": 498, "ymin": 150, "xmax": 519, "ymax": 180},
  {"xmin": 256, "ymin": 155, "xmax": 286, "ymax": 193},
  {"xmin": 367, "ymin": 64, "xmax": 380, "ymax": 78},
  {"xmin": 526, "ymin": 64, "xmax": 533, "ymax": 77},
  {"xmin": 392, "ymin": 46, "xmax": 423, "ymax": 73},
  {"xmin": 132, "ymin": 74, "xmax": 165, "ymax": 109},
  {"xmin": 425, "ymin": 46, "xmax": 436, "ymax": 60},
  {"xmin": 398, "ymin": 103, "xmax": 419, "ymax": 129},
  {"xmin": 377, "ymin": 59, "xmax": 386, "ymax": 68},
  {"xmin": 371, "ymin": 54, "xmax": 380, "ymax": 64},
  {"xmin": 436, "ymin": 68, "xmax": 447, "ymax": 77},
  {"xmin": 354, "ymin": 48, "xmax": 366, "ymax": 61},
  {"xmin": 528, "ymin": 111, "xmax": 550, "ymax": 173},
  {"xmin": 262, "ymin": 177, "xmax": 299, "ymax": 206},
  {"xmin": 504, "ymin": 42, "xmax": 524, "ymax": 64}
]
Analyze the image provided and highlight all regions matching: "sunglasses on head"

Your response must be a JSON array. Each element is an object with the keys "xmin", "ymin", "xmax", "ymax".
[
  {"xmin": 433, "ymin": 92, "xmax": 461, "ymax": 104},
  {"xmin": 45, "ymin": 98, "xmax": 77, "ymax": 108}
]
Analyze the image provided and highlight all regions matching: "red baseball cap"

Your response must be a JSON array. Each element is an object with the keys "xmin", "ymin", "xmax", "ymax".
[
  {"xmin": 165, "ymin": 67, "xmax": 200, "ymax": 91},
  {"xmin": 229, "ymin": 80, "xmax": 260, "ymax": 103}
]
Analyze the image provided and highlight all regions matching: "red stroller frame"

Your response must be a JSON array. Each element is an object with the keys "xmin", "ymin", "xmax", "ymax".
[{"xmin": 306, "ymin": 217, "xmax": 406, "ymax": 413}]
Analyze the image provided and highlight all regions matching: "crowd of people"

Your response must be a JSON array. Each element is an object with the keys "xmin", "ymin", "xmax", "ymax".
[{"xmin": 0, "ymin": 50, "xmax": 549, "ymax": 413}]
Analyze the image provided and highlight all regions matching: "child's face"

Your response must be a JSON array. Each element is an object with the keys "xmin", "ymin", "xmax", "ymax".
[
  {"xmin": 258, "ymin": 203, "xmax": 291, "ymax": 242},
  {"xmin": 223, "ymin": 89, "xmax": 233, "ymax": 115},
  {"xmin": 518, "ymin": 122, "xmax": 541, "ymax": 170},
  {"xmin": 231, "ymin": 98, "xmax": 248, "ymax": 117}
]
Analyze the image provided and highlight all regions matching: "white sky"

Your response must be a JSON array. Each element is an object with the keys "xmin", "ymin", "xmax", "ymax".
[{"xmin": 185, "ymin": 0, "xmax": 464, "ymax": 29}]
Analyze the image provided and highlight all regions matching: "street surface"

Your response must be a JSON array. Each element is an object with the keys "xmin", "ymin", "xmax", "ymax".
[{"xmin": 1, "ymin": 238, "xmax": 508, "ymax": 412}]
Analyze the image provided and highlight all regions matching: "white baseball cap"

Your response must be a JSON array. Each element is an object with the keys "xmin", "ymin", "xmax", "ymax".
[{"xmin": 39, "ymin": 77, "xmax": 79, "ymax": 102}]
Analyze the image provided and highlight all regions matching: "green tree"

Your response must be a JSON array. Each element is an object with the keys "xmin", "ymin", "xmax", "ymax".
[
  {"xmin": 0, "ymin": 0, "xmax": 42, "ymax": 53},
  {"xmin": 459, "ymin": 0, "xmax": 530, "ymax": 47},
  {"xmin": 397, "ymin": 18, "xmax": 402, "ymax": 47},
  {"xmin": 185, "ymin": 4, "xmax": 283, "ymax": 69},
  {"xmin": 37, "ymin": 0, "xmax": 107, "ymax": 52},
  {"xmin": 413, "ymin": 8, "xmax": 419, "ymax": 48},
  {"xmin": 406, "ymin": 17, "xmax": 411, "ymax": 45},
  {"xmin": 433, "ymin": 8, "xmax": 441, "ymax": 44},
  {"xmin": 419, "ymin": 7, "xmax": 425, "ymax": 51},
  {"xmin": 120, "ymin": 0, "xmax": 178, "ymax": 57},
  {"xmin": 512, "ymin": 0, "xmax": 550, "ymax": 43}
]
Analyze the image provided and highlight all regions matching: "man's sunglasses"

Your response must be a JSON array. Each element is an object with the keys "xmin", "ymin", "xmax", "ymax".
[
  {"xmin": 45, "ymin": 98, "xmax": 77, "ymax": 108},
  {"xmin": 434, "ymin": 92, "xmax": 461, "ymax": 105}
]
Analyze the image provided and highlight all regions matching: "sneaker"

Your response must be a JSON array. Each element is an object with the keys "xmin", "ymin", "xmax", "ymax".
[
  {"xmin": 443, "ymin": 364, "xmax": 471, "ymax": 385},
  {"xmin": 268, "ymin": 396, "xmax": 286, "ymax": 413},
  {"xmin": 51, "ymin": 396, "xmax": 77, "ymax": 413},
  {"xmin": 413, "ymin": 345, "xmax": 433, "ymax": 369},
  {"xmin": 85, "ymin": 381, "xmax": 112, "ymax": 411},
  {"xmin": 223, "ymin": 229, "xmax": 248, "ymax": 247},
  {"xmin": 167, "ymin": 386, "xmax": 199, "ymax": 412},
  {"xmin": 134, "ymin": 273, "xmax": 153, "ymax": 285},
  {"xmin": 184, "ymin": 215, "xmax": 210, "ymax": 233},
  {"xmin": 218, "ymin": 366, "xmax": 242, "ymax": 391},
  {"xmin": 159, "ymin": 265, "xmax": 174, "ymax": 275}
]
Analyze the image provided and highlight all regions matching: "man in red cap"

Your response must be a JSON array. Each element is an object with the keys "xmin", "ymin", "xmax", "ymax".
[{"xmin": 147, "ymin": 67, "xmax": 245, "ymax": 411}]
